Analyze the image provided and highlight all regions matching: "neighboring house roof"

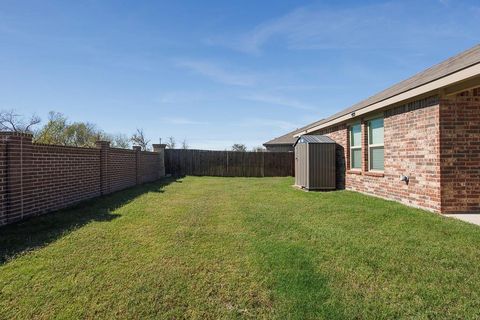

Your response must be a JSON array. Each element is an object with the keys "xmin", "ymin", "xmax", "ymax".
[
  {"xmin": 295, "ymin": 44, "xmax": 480, "ymax": 136},
  {"xmin": 293, "ymin": 135, "xmax": 336, "ymax": 147},
  {"xmin": 263, "ymin": 130, "xmax": 298, "ymax": 146},
  {"xmin": 263, "ymin": 120, "xmax": 325, "ymax": 146}
]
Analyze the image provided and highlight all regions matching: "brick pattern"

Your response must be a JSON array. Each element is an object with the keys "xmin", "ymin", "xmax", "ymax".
[
  {"xmin": 28, "ymin": 144, "xmax": 101, "ymax": 218},
  {"xmin": 108, "ymin": 148, "xmax": 137, "ymax": 193},
  {"xmin": 138, "ymin": 152, "xmax": 161, "ymax": 184},
  {"xmin": 0, "ymin": 134, "xmax": 9, "ymax": 224},
  {"xmin": 320, "ymin": 124, "xmax": 348, "ymax": 189},
  {"xmin": 316, "ymin": 92, "xmax": 480, "ymax": 214},
  {"xmin": 313, "ymin": 96, "xmax": 443, "ymax": 212},
  {"xmin": 3, "ymin": 133, "xmax": 34, "ymax": 223},
  {"xmin": 97, "ymin": 141, "xmax": 110, "ymax": 195},
  {"xmin": 0, "ymin": 134, "xmax": 165, "ymax": 227},
  {"xmin": 440, "ymin": 88, "xmax": 480, "ymax": 213}
]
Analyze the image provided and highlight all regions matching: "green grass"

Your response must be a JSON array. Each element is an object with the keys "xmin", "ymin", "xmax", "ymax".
[{"xmin": 1, "ymin": 177, "xmax": 480, "ymax": 319}]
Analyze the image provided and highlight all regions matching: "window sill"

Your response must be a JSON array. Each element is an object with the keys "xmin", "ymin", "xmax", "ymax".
[
  {"xmin": 347, "ymin": 169, "xmax": 362, "ymax": 175},
  {"xmin": 364, "ymin": 171, "xmax": 385, "ymax": 177}
]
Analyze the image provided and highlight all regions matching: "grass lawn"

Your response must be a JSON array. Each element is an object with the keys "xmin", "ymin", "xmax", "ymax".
[{"xmin": 1, "ymin": 177, "xmax": 480, "ymax": 319}]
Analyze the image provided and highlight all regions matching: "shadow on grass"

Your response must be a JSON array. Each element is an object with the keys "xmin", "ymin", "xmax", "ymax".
[
  {"xmin": 252, "ymin": 238, "xmax": 346, "ymax": 320},
  {"xmin": 242, "ymin": 206, "xmax": 346, "ymax": 319},
  {"xmin": 0, "ymin": 176, "xmax": 182, "ymax": 265}
]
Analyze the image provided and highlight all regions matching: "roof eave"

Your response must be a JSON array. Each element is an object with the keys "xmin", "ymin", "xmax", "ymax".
[
  {"xmin": 294, "ymin": 63, "xmax": 480, "ymax": 137},
  {"xmin": 263, "ymin": 143, "xmax": 294, "ymax": 147}
]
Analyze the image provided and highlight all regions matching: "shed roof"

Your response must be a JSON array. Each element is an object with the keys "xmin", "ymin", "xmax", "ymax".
[
  {"xmin": 293, "ymin": 135, "xmax": 336, "ymax": 147},
  {"xmin": 295, "ymin": 44, "xmax": 480, "ymax": 136}
]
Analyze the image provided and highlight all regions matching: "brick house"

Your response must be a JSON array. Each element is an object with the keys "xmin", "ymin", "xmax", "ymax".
[{"xmin": 291, "ymin": 44, "xmax": 480, "ymax": 214}]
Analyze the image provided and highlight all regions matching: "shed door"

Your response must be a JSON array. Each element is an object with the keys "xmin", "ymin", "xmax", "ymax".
[
  {"xmin": 295, "ymin": 143, "xmax": 307, "ymax": 187},
  {"xmin": 295, "ymin": 146, "xmax": 299, "ymax": 185}
]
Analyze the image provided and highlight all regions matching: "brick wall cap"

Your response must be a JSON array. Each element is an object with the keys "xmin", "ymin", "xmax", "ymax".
[
  {"xmin": 152, "ymin": 144, "xmax": 167, "ymax": 152},
  {"xmin": 95, "ymin": 140, "xmax": 110, "ymax": 148},
  {"xmin": 0, "ymin": 131, "xmax": 33, "ymax": 138}
]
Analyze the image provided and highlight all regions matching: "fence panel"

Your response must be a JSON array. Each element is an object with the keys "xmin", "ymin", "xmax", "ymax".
[{"xmin": 165, "ymin": 149, "xmax": 294, "ymax": 177}]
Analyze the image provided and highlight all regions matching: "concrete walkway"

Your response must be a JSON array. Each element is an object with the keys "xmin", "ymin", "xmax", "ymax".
[{"xmin": 445, "ymin": 214, "xmax": 480, "ymax": 226}]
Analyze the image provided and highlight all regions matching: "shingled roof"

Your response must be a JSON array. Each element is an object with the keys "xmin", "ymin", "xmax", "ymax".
[
  {"xmin": 263, "ymin": 130, "xmax": 299, "ymax": 146},
  {"xmin": 263, "ymin": 119, "xmax": 326, "ymax": 146},
  {"xmin": 295, "ymin": 44, "xmax": 480, "ymax": 135}
]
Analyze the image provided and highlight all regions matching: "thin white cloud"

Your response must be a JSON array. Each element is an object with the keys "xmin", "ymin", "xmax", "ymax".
[
  {"xmin": 160, "ymin": 117, "xmax": 209, "ymax": 125},
  {"xmin": 237, "ymin": 118, "xmax": 299, "ymax": 131},
  {"xmin": 216, "ymin": 5, "xmax": 390, "ymax": 54},
  {"xmin": 242, "ymin": 93, "xmax": 317, "ymax": 110},
  {"xmin": 175, "ymin": 59, "xmax": 257, "ymax": 86},
  {"xmin": 213, "ymin": 2, "xmax": 478, "ymax": 54},
  {"xmin": 157, "ymin": 91, "xmax": 221, "ymax": 104}
]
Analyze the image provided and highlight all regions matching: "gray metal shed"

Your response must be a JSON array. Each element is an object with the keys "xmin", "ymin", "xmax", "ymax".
[{"xmin": 294, "ymin": 135, "xmax": 336, "ymax": 190}]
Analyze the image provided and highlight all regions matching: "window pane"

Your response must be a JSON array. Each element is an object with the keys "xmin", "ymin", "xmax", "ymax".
[
  {"xmin": 369, "ymin": 118, "xmax": 384, "ymax": 145},
  {"xmin": 351, "ymin": 148, "xmax": 361, "ymax": 169},
  {"xmin": 350, "ymin": 124, "xmax": 361, "ymax": 147},
  {"xmin": 370, "ymin": 147, "xmax": 384, "ymax": 170}
]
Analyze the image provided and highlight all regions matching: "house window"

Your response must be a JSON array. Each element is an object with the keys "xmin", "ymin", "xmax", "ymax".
[
  {"xmin": 368, "ymin": 117, "xmax": 384, "ymax": 171},
  {"xmin": 349, "ymin": 123, "xmax": 361, "ymax": 169}
]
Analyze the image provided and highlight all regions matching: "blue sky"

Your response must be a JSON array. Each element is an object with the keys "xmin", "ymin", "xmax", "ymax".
[{"xmin": 0, "ymin": 0, "xmax": 479, "ymax": 149}]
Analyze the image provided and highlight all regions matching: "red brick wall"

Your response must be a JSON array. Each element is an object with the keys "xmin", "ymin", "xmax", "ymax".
[
  {"xmin": 27, "ymin": 144, "xmax": 102, "ymax": 218},
  {"xmin": 108, "ymin": 148, "xmax": 137, "ymax": 193},
  {"xmin": 2, "ymin": 133, "xmax": 35, "ymax": 223},
  {"xmin": 313, "ymin": 90, "xmax": 480, "ymax": 214},
  {"xmin": 317, "ymin": 124, "xmax": 348, "ymax": 189},
  {"xmin": 0, "ymin": 134, "xmax": 8, "ymax": 225},
  {"xmin": 138, "ymin": 152, "xmax": 161, "ymax": 184},
  {"xmin": 312, "ymin": 96, "xmax": 443, "ymax": 212},
  {"xmin": 0, "ymin": 135, "xmax": 164, "ymax": 227},
  {"xmin": 440, "ymin": 88, "xmax": 480, "ymax": 213}
]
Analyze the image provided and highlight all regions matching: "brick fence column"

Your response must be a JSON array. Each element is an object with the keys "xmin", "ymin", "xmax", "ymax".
[
  {"xmin": 152, "ymin": 143, "xmax": 167, "ymax": 178},
  {"xmin": 133, "ymin": 146, "xmax": 141, "ymax": 185},
  {"xmin": 0, "ymin": 134, "xmax": 8, "ymax": 225},
  {"xmin": 96, "ymin": 140, "xmax": 110, "ymax": 195},
  {"xmin": 0, "ymin": 132, "xmax": 33, "ymax": 225}
]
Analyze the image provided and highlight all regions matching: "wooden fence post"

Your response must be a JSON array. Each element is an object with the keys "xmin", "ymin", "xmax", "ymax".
[
  {"xmin": 262, "ymin": 151, "xmax": 265, "ymax": 177},
  {"xmin": 226, "ymin": 151, "xmax": 229, "ymax": 176}
]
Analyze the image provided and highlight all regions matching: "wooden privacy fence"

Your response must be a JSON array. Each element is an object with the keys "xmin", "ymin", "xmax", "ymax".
[{"xmin": 165, "ymin": 149, "xmax": 294, "ymax": 177}]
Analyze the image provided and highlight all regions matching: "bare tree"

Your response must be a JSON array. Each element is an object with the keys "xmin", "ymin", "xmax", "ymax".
[
  {"xmin": 166, "ymin": 136, "xmax": 176, "ymax": 149},
  {"xmin": 0, "ymin": 109, "xmax": 41, "ymax": 133},
  {"xmin": 104, "ymin": 133, "xmax": 131, "ymax": 149},
  {"xmin": 131, "ymin": 128, "xmax": 151, "ymax": 151},
  {"xmin": 232, "ymin": 143, "xmax": 247, "ymax": 152},
  {"xmin": 181, "ymin": 138, "xmax": 189, "ymax": 150}
]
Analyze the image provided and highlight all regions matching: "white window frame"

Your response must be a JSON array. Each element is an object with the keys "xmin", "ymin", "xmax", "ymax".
[
  {"xmin": 349, "ymin": 123, "xmax": 362, "ymax": 170},
  {"xmin": 368, "ymin": 117, "xmax": 384, "ymax": 172}
]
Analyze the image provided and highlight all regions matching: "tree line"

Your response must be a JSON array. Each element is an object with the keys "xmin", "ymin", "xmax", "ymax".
[{"xmin": 0, "ymin": 109, "xmax": 266, "ymax": 152}]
